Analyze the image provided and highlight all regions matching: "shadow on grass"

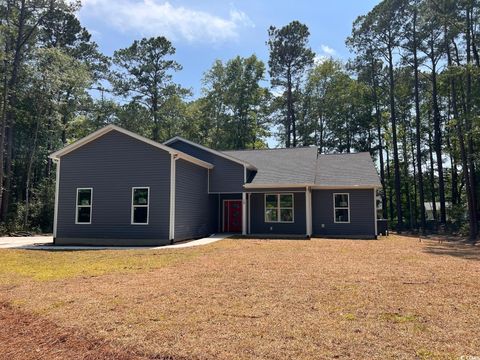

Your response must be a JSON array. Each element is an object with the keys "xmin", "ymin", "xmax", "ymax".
[{"xmin": 422, "ymin": 240, "xmax": 480, "ymax": 261}]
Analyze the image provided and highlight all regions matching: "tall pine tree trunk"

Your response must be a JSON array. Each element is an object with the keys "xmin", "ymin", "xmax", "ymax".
[
  {"xmin": 412, "ymin": 8, "xmax": 426, "ymax": 233},
  {"xmin": 428, "ymin": 128, "xmax": 437, "ymax": 225},
  {"xmin": 429, "ymin": 39, "xmax": 446, "ymax": 226},
  {"xmin": 447, "ymin": 37, "xmax": 477, "ymax": 240},
  {"xmin": 387, "ymin": 44, "xmax": 403, "ymax": 232}
]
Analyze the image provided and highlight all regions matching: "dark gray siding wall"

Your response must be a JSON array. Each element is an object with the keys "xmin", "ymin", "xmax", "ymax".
[
  {"xmin": 56, "ymin": 130, "xmax": 171, "ymax": 244},
  {"xmin": 167, "ymin": 140, "xmax": 244, "ymax": 193},
  {"xmin": 209, "ymin": 194, "xmax": 220, "ymax": 233},
  {"xmin": 174, "ymin": 159, "xmax": 211, "ymax": 241},
  {"xmin": 312, "ymin": 189, "xmax": 375, "ymax": 237},
  {"xmin": 249, "ymin": 192, "xmax": 306, "ymax": 235}
]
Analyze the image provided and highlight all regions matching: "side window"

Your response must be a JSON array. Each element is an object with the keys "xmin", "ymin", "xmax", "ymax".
[
  {"xmin": 334, "ymin": 193, "xmax": 350, "ymax": 223},
  {"xmin": 265, "ymin": 193, "xmax": 294, "ymax": 223},
  {"xmin": 131, "ymin": 187, "xmax": 149, "ymax": 224},
  {"xmin": 76, "ymin": 188, "xmax": 92, "ymax": 224}
]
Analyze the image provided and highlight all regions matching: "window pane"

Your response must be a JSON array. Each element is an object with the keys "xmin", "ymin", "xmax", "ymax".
[
  {"xmin": 335, "ymin": 209, "xmax": 349, "ymax": 222},
  {"xmin": 335, "ymin": 194, "xmax": 349, "ymax": 208},
  {"xmin": 77, "ymin": 189, "xmax": 91, "ymax": 205},
  {"xmin": 265, "ymin": 194, "xmax": 277, "ymax": 209},
  {"xmin": 265, "ymin": 208, "xmax": 278, "ymax": 222},
  {"xmin": 280, "ymin": 208, "xmax": 293, "ymax": 222},
  {"xmin": 133, "ymin": 206, "xmax": 148, "ymax": 223},
  {"xmin": 280, "ymin": 194, "xmax": 293, "ymax": 208},
  {"xmin": 77, "ymin": 207, "xmax": 91, "ymax": 223},
  {"xmin": 133, "ymin": 188, "xmax": 149, "ymax": 205}
]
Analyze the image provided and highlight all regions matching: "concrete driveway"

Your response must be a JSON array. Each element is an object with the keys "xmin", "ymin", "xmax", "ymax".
[
  {"xmin": 0, "ymin": 233, "xmax": 230, "ymax": 250},
  {"xmin": 0, "ymin": 235, "xmax": 54, "ymax": 249}
]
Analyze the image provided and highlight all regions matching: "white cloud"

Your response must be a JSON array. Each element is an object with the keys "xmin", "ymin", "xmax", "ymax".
[
  {"xmin": 314, "ymin": 55, "xmax": 328, "ymax": 65},
  {"xmin": 320, "ymin": 44, "xmax": 336, "ymax": 56},
  {"xmin": 313, "ymin": 44, "xmax": 336, "ymax": 64},
  {"xmin": 79, "ymin": 0, "xmax": 253, "ymax": 43}
]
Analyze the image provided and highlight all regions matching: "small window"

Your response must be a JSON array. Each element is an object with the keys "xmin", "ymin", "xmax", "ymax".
[
  {"xmin": 131, "ymin": 187, "xmax": 149, "ymax": 224},
  {"xmin": 265, "ymin": 193, "xmax": 294, "ymax": 223},
  {"xmin": 76, "ymin": 188, "xmax": 92, "ymax": 224},
  {"xmin": 334, "ymin": 193, "xmax": 350, "ymax": 223}
]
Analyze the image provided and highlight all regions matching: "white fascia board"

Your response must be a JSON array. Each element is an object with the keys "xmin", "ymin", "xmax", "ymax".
[
  {"xmin": 243, "ymin": 183, "xmax": 311, "ymax": 189},
  {"xmin": 310, "ymin": 185, "xmax": 380, "ymax": 190},
  {"xmin": 164, "ymin": 136, "xmax": 257, "ymax": 171},
  {"xmin": 49, "ymin": 125, "xmax": 213, "ymax": 170},
  {"xmin": 244, "ymin": 184, "xmax": 380, "ymax": 190}
]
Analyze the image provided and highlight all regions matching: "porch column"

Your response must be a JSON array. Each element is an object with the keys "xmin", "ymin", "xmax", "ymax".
[
  {"xmin": 373, "ymin": 188, "xmax": 378, "ymax": 238},
  {"xmin": 306, "ymin": 187, "xmax": 312, "ymax": 237},
  {"xmin": 242, "ymin": 192, "xmax": 247, "ymax": 235}
]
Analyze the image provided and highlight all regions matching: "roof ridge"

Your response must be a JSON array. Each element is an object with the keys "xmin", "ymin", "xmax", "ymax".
[
  {"xmin": 318, "ymin": 151, "xmax": 370, "ymax": 156},
  {"xmin": 223, "ymin": 146, "xmax": 318, "ymax": 153}
]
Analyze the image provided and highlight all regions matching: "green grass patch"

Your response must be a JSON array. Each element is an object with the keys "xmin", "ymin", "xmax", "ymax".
[
  {"xmin": 343, "ymin": 313, "xmax": 356, "ymax": 321},
  {"xmin": 0, "ymin": 247, "xmax": 205, "ymax": 282},
  {"xmin": 380, "ymin": 312, "xmax": 418, "ymax": 323}
]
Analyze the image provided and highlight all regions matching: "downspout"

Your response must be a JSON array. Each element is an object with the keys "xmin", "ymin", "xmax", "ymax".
[{"xmin": 169, "ymin": 154, "xmax": 178, "ymax": 243}]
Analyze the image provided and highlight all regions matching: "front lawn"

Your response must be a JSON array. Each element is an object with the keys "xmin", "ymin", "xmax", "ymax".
[{"xmin": 1, "ymin": 236, "xmax": 479, "ymax": 359}]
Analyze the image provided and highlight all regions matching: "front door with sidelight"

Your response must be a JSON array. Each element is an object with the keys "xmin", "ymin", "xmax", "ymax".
[{"xmin": 223, "ymin": 200, "xmax": 242, "ymax": 232}]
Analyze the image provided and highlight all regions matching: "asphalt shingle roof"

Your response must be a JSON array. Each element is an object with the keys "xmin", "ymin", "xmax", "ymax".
[
  {"xmin": 223, "ymin": 148, "xmax": 380, "ymax": 187},
  {"xmin": 223, "ymin": 147, "xmax": 318, "ymax": 185},
  {"xmin": 315, "ymin": 152, "xmax": 381, "ymax": 187}
]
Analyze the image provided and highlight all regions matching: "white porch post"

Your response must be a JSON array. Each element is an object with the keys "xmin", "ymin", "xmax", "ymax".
[
  {"xmin": 373, "ymin": 188, "xmax": 378, "ymax": 238},
  {"xmin": 306, "ymin": 187, "xmax": 312, "ymax": 237},
  {"xmin": 247, "ymin": 193, "xmax": 251, "ymax": 234},
  {"xmin": 242, "ymin": 192, "xmax": 247, "ymax": 235}
]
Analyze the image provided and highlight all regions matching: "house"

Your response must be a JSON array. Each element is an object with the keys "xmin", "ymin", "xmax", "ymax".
[
  {"xmin": 424, "ymin": 202, "xmax": 453, "ymax": 221},
  {"xmin": 49, "ymin": 125, "xmax": 381, "ymax": 246}
]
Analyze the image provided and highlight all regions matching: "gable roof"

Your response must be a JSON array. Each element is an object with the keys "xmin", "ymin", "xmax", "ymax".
[
  {"xmin": 315, "ymin": 152, "xmax": 381, "ymax": 188},
  {"xmin": 163, "ymin": 136, "xmax": 257, "ymax": 171},
  {"xmin": 223, "ymin": 148, "xmax": 381, "ymax": 189},
  {"xmin": 49, "ymin": 125, "xmax": 214, "ymax": 169},
  {"xmin": 223, "ymin": 147, "xmax": 318, "ymax": 187}
]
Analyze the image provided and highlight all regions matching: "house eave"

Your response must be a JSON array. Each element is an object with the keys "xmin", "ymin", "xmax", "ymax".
[
  {"xmin": 310, "ymin": 185, "xmax": 381, "ymax": 190},
  {"xmin": 243, "ymin": 183, "xmax": 381, "ymax": 190}
]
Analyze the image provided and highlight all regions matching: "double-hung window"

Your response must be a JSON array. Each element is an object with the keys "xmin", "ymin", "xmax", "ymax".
[
  {"xmin": 334, "ymin": 193, "xmax": 350, "ymax": 223},
  {"xmin": 265, "ymin": 193, "xmax": 294, "ymax": 223},
  {"xmin": 76, "ymin": 188, "xmax": 92, "ymax": 224},
  {"xmin": 131, "ymin": 187, "xmax": 149, "ymax": 224}
]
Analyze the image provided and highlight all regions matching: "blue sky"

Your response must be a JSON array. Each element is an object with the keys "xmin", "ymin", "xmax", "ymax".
[{"xmin": 79, "ymin": 0, "xmax": 380, "ymax": 98}]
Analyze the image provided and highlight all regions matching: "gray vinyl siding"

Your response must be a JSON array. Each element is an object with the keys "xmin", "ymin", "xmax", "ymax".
[
  {"xmin": 167, "ymin": 140, "xmax": 244, "ymax": 193},
  {"xmin": 312, "ymin": 189, "xmax": 375, "ymax": 238},
  {"xmin": 249, "ymin": 192, "xmax": 306, "ymax": 235},
  {"xmin": 56, "ymin": 130, "xmax": 171, "ymax": 245},
  {"xmin": 174, "ymin": 159, "xmax": 211, "ymax": 241}
]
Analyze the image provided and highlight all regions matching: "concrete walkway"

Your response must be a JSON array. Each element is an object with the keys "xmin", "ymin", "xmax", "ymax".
[
  {"xmin": 0, "ymin": 233, "xmax": 231, "ymax": 250},
  {"xmin": 0, "ymin": 235, "xmax": 53, "ymax": 249}
]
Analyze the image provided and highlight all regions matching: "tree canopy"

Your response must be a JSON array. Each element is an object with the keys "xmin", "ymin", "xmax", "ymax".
[{"xmin": 0, "ymin": 0, "xmax": 479, "ymax": 242}]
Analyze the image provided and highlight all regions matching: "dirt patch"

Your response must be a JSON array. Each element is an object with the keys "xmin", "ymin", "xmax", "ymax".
[
  {"xmin": 0, "ymin": 302, "xmax": 178, "ymax": 360},
  {"xmin": 1, "ymin": 236, "xmax": 479, "ymax": 359}
]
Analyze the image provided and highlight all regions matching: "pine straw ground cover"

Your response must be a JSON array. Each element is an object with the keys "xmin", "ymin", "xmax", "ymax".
[{"xmin": 0, "ymin": 235, "xmax": 479, "ymax": 360}]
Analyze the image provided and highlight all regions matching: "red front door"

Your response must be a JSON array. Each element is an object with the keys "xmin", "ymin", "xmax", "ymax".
[{"xmin": 223, "ymin": 200, "xmax": 242, "ymax": 232}]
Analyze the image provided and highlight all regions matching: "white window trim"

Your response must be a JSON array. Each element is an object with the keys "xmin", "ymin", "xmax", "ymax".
[
  {"xmin": 75, "ymin": 187, "xmax": 93, "ymax": 224},
  {"xmin": 131, "ymin": 187, "xmax": 150, "ymax": 225},
  {"xmin": 264, "ymin": 193, "xmax": 295, "ymax": 223},
  {"xmin": 333, "ymin": 193, "xmax": 350, "ymax": 224}
]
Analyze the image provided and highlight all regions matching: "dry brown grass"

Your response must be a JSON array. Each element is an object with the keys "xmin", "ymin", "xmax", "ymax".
[{"xmin": 1, "ymin": 235, "xmax": 479, "ymax": 359}]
